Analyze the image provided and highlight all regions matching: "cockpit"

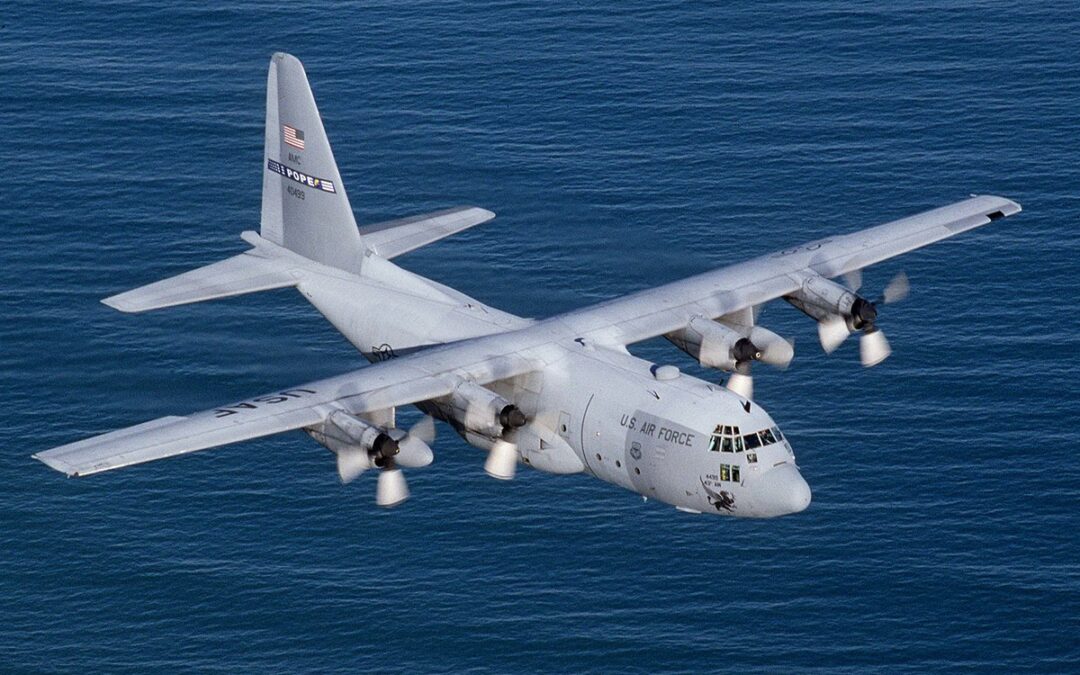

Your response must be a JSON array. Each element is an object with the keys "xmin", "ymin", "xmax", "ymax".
[{"xmin": 706, "ymin": 424, "xmax": 785, "ymax": 464}]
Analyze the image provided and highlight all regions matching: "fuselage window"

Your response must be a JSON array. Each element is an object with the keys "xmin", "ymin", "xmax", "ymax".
[
  {"xmin": 720, "ymin": 465, "xmax": 730, "ymax": 481},
  {"xmin": 732, "ymin": 466, "xmax": 741, "ymax": 483}
]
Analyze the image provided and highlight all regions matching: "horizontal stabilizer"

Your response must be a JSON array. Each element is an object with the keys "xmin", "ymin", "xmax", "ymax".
[
  {"xmin": 103, "ymin": 249, "xmax": 298, "ymax": 313},
  {"xmin": 359, "ymin": 206, "xmax": 495, "ymax": 259}
]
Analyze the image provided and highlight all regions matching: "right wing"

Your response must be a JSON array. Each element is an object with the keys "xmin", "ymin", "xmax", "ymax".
[{"xmin": 34, "ymin": 352, "xmax": 535, "ymax": 477}]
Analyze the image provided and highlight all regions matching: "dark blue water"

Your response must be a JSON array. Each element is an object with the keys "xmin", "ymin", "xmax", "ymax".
[{"xmin": 2, "ymin": 2, "xmax": 1078, "ymax": 672}]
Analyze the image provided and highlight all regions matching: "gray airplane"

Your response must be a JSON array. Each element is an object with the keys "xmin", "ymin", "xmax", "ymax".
[{"xmin": 34, "ymin": 53, "xmax": 1021, "ymax": 517}]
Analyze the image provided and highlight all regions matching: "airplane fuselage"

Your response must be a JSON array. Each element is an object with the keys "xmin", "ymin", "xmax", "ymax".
[{"xmin": 298, "ymin": 253, "xmax": 811, "ymax": 517}]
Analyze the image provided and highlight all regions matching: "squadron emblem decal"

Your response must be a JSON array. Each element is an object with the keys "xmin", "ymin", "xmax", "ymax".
[
  {"xmin": 267, "ymin": 159, "xmax": 336, "ymax": 193},
  {"xmin": 701, "ymin": 478, "xmax": 736, "ymax": 512}
]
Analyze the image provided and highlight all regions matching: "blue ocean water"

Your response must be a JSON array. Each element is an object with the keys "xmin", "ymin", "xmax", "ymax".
[{"xmin": 2, "ymin": 1, "xmax": 1078, "ymax": 672}]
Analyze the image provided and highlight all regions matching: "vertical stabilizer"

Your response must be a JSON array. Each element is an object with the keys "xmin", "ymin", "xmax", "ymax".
[{"xmin": 261, "ymin": 52, "xmax": 366, "ymax": 271}]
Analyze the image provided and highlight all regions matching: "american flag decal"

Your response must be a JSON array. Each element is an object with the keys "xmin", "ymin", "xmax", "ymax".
[{"xmin": 283, "ymin": 124, "xmax": 305, "ymax": 150}]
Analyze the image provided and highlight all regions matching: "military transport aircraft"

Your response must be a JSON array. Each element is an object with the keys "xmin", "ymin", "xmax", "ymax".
[{"xmin": 34, "ymin": 53, "xmax": 1021, "ymax": 517}]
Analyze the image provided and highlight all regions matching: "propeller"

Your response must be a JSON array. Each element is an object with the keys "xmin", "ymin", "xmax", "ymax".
[
  {"xmin": 336, "ymin": 415, "xmax": 437, "ymax": 508},
  {"xmin": 724, "ymin": 327, "xmax": 795, "ymax": 401},
  {"xmin": 483, "ymin": 405, "xmax": 528, "ymax": 480},
  {"xmin": 817, "ymin": 270, "xmax": 910, "ymax": 366}
]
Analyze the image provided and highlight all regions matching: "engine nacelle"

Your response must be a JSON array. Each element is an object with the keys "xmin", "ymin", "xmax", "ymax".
[
  {"xmin": 445, "ymin": 381, "xmax": 526, "ymax": 439},
  {"xmin": 667, "ymin": 316, "xmax": 791, "ymax": 371},
  {"xmin": 784, "ymin": 272, "xmax": 876, "ymax": 330},
  {"xmin": 307, "ymin": 410, "xmax": 399, "ymax": 471}
]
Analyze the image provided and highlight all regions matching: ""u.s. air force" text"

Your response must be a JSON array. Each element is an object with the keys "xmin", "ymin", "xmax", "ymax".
[{"xmin": 619, "ymin": 414, "xmax": 695, "ymax": 447}]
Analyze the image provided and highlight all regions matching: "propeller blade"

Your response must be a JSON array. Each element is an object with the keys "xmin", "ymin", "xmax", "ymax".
[
  {"xmin": 725, "ymin": 371, "xmax": 753, "ymax": 400},
  {"xmin": 751, "ymin": 303, "xmax": 764, "ymax": 323},
  {"xmin": 375, "ymin": 468, "xmax": 409, "ymax": 507},
  {"xmin": 844, "ymin": 268, "xmax": 864, "ymax": 293},
  {"xmin": 818, "ymin": 315, "xmax": 850, "ymax": 354},
  {"xmin": 396, "ymin": 433, "xmax": 434, "ymax": 468},
  {"xmin": 337, "ymin": 447, "xmax": 371, "ymax": 484},
  {"xmin": 758, "ymin": 336, "xmax": 795, "ymax": 369},
  {"xmin": 484, "ymin": 439, "xmax": 518, "ymax": 480},
  {"xmin": 408, "ymin": 415, "xmax": 436, "ymax": 445},
  {"xmin": 859, "ymin": 328, "xmax": 892, "ymax": 367},
  {"xmin": 882, "ymin": 271, "xmax": 910, "ymax": 304}
]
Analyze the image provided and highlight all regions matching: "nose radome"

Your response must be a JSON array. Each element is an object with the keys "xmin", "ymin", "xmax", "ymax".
[{"xmin": 755, "ymin": 463, "xmax": 811, "ymax": 516}]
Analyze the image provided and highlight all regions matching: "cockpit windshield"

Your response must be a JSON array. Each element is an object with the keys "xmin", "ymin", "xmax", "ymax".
[{"xmin": 708, "ymin": 424, "xmax": 784, "ymax": 462}]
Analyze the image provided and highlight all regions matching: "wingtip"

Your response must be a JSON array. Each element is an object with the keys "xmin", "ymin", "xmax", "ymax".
[
  {"xmin": 32, "ymin": 452, "xmax": 77, "ymax": 477},
  {"xmin": 101, "ymin": 295, "xmax": 139, "ymax": 313},
  {"xmin": 454, "ymin": 206, "xmax": 496, "ymax": 223}
]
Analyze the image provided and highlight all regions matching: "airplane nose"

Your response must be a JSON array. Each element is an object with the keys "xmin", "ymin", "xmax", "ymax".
[{"xmin": 754, "ymin": 463, "xmax": 811, "ymax": 516}]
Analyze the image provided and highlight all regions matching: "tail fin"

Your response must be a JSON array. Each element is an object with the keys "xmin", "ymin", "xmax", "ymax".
[{"xmin": 260, "ymin": 52, "xmax": 366, "ymax": 271}]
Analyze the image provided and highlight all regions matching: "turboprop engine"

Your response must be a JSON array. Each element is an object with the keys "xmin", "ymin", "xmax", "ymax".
[
  {"xmin": 307, "ymin": 410, "xmax": 434, "ymax": 507},
  {"xmin": 667, "ymin": 315, "xmax": 794, "ymax": 400},
  {"xmin": 440, "ymin": 381, "xmax": 528, "ymax": 480},
  {"xmin": 783, "ymin": 270, "xmax": 908, "ymax": 367}
]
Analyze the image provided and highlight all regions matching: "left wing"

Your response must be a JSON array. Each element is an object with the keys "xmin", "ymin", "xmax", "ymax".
[{"xmin": 34, "ymin": 352, "xmax": 536, "ymax": 477}]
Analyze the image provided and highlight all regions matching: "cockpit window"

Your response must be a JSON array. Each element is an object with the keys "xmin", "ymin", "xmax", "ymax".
[
  {"xmin": 709, "ymin": 425, "xmax": 743, "ymax": 452},
  {"xmin": 743, "ymin": 432, "xmax": 761, "ymax": 450},
  {"xmin": 760, "ymin": 428, "xmax": 777, "ymax": 445}
]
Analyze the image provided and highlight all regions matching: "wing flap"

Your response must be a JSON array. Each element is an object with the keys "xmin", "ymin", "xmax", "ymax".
[{"xmin": 359, "ymin": 206, "xmax": 496, "ymax": 259}]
